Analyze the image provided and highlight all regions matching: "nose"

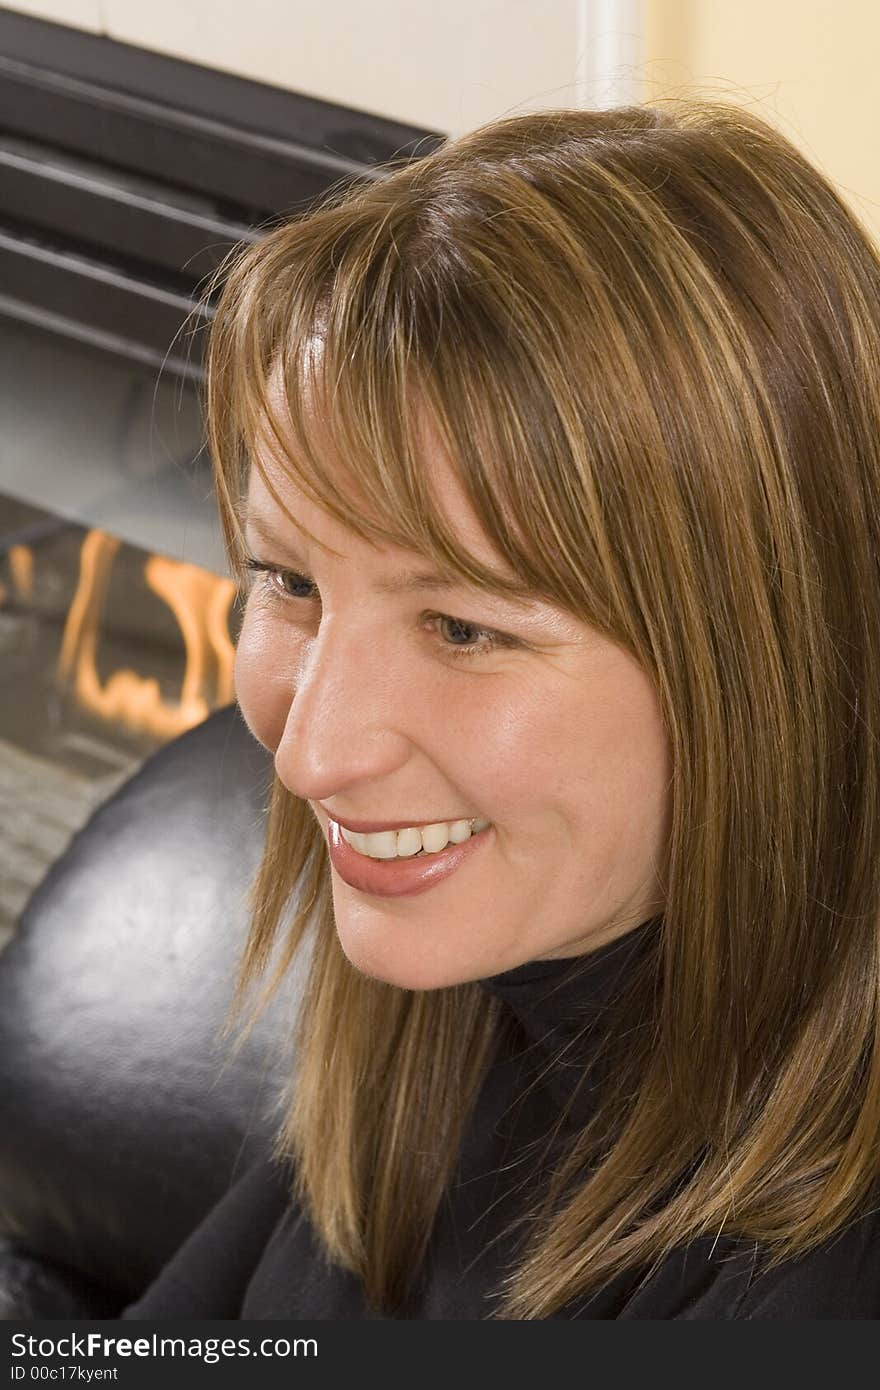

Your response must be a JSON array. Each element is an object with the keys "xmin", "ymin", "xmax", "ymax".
[{"xmin": 273, "ymin": 615, "xmax": 412, "ymax": 804}]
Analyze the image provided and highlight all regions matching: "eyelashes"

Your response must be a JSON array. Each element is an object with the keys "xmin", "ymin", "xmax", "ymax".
[
  {"xmin": 429, "ymin": 614, "xmax": 512, "ymax": 661},
  {"xmin": 244, "ymin": 559, "xmax": 314, "ymax": 601},
  {"xmin": 242, "ymin": 557, "xmax": 517, "ymax": 661}
]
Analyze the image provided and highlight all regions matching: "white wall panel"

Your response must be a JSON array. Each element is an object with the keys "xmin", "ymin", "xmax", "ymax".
[
  {"xmin": 0, "ymin": 0, "xmax": 100, "ymax": 30},
  {"xmin": 100, "ymin": 0, "xmax": 588, "ymax": 134},
  {"xmin": 0, "ymin": 0, "xmax": 100, "ymax": 28},
  {"xmin": 1, "ymin": 2, "xmax": 648, "ymax": 136}
]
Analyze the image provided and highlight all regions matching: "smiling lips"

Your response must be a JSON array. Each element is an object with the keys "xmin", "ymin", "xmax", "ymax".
[{"xmin": 326, "ymin": 816, "xmax": 494, "ymax": 898}]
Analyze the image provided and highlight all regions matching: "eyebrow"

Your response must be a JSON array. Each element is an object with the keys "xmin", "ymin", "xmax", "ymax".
[{"xmin": 241, "ymin": 509, "xmax": 471, "ymax": 596}]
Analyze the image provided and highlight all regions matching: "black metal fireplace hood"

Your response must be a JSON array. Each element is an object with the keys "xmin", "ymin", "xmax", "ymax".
[
  {"xmin": 0, "ymin": 11, "xmax": 441, "ymax": 574},
  {"xmin": 0, "ymin": 8, "xmax": 442, "ymax": 380}
]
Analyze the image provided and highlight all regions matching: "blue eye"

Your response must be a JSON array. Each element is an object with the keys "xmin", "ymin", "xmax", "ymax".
[
  {"xmin": 244, "ymin": 559, "xmax": 316, "ymax": 601},
  {"xmin": 427, "ymin": 614, "xmax": 507, "ymax": 660},
  {"xmin": 272, "ymin": 570, "xmax": 316, "ymax": 600},
  {"xmin": 243, "ymin": 557, "xmax": 517, "ymax": 661}
]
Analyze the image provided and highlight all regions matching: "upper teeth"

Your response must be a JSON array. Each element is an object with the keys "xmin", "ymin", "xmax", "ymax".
[{"xmin": 338, "ymin": 817, "xmax": 491, "ymax": 860}]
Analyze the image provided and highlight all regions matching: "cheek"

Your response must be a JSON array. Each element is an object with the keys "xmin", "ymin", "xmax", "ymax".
[{"xmin": 232, "ymin": 606, "xmax": 293, "ymax": 753}]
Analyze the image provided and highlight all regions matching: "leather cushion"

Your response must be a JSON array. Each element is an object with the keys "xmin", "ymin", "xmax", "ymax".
[{"xmin": 0, "ymin": 704, "xmax": 303, "ymax": 1305}]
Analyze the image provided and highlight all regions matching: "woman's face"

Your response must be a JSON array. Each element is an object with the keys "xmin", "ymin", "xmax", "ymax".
[{"xmin": 234, "ymin": 427, "xmax": 673, "ymax": 990}]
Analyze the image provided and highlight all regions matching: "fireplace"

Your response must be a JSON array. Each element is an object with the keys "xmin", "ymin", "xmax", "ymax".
[
  {"xmin": 0, "ymin": 10, "xmax": 439, "ymax": 942},
  {"xmin": 0, "ymin": 479, "xmax": 238, "ymax": 938}
]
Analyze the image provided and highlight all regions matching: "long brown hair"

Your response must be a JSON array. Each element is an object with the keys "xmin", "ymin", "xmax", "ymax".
[{"xmin": 206, "ymin": 100, "xmax": 880, "ymax": 1317}]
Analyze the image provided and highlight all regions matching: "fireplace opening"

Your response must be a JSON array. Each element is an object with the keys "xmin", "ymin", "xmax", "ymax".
[{"xmin": 0, "ymin": 486, "xmax": 241, "ymax": 944}]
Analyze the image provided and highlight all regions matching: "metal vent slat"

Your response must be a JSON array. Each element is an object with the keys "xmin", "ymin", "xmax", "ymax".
[{"xmin": 0, "ymin": 10, "xmax": 440, "ymax": 381}]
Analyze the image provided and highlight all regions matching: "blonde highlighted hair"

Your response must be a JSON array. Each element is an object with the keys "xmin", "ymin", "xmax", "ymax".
[{"xmin": 207, "ymin": 100, "xmax": 880, "ymax": 1317}]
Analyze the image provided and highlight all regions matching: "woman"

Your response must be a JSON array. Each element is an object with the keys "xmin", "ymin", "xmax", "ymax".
[{"xmin": 125, "ymin": 99, "xmax": 880, "ymax": 1319}]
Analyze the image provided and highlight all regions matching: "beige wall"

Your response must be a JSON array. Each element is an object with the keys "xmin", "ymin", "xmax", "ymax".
[{"xmin": 644, "ymin": 0, "xmax": 880, "ymax": 245}]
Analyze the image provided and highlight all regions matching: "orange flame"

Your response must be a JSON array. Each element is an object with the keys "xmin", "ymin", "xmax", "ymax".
[
  {"xmin": 0, "ymin": 544, "xmax": 35, "ymax": 604},
  {"xmin": 9, "ymin": 545, "xmax": 34, "ymax": 599},
  {"xmin": 57, "ymin": 528, "xmax": 236, "ymax": 740}
]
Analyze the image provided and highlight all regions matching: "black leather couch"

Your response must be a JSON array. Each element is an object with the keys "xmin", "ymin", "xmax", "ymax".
[{"xmin": 0, "ymin": 704, "xmax": 302, "ymax": 1318}]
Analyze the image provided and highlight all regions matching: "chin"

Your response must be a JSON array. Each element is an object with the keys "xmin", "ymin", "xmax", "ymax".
[{"xmin": 334, "ymin": 925, "xmax": 480, "ymax": 993}]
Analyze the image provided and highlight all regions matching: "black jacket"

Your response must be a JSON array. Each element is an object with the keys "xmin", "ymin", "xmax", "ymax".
[{"xmin": 123, "ymin": 920, "xmax": 880, "ymax": 1320}]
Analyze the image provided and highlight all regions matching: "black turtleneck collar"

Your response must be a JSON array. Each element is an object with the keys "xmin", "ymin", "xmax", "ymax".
[{"xmin": 477, "ymin": 916, "xmax": 661, "ymax": 1129}]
